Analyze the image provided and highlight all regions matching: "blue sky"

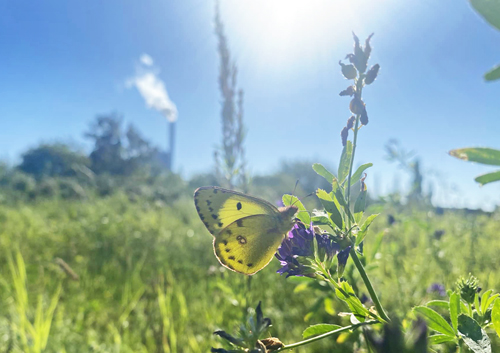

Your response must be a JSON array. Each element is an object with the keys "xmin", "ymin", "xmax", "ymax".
[{"xmin": 1, "ymin": 0, "xmax": 499, "ymax": 209}]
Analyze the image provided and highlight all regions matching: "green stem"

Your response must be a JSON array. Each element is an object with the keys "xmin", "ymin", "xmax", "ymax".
[
  {"xmin": 277, "ymin": 320, "xmax": 379, "ymax": 351},
  {"xmin": 346, "ymin": 113, "xmax": 361, "ymax": 230},
  {"xmin": 345, "ymin": 77, "xmax": 364, "ymax": 231},
  {"xmin": 350, "ymin": 249, "xmax": 390, "ymax": 323}
]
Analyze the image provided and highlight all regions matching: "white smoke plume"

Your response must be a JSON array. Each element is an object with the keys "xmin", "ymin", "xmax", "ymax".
[{"xmin": 127, "ymin": 54, "xmax": 178, "ymax": 122}]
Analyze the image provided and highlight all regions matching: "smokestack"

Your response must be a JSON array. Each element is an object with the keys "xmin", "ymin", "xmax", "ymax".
[
  {"xmin": 127, "ymin": 53, "xmax": 178, "ymax": 170},
  {"xmin": 168, "ymin": 121, "xmax": 175, "ymax": 170}
]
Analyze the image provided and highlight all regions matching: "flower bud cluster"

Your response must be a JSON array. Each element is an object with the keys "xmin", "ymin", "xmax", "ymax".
[
  {"xmin": 339, "ymin": 33, "xmax": 380, "ymax": 146},
  {"xmin": 456, "ymin": 274, "xmax": 480, "ymax": 304}
]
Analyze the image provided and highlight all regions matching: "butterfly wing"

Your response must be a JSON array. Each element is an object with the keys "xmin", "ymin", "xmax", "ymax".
[
  {"xmin": 213, "ymin": 214, "xmax": 286, "ymax": 275},
  {"xmin": 194, "ymin": 186, "xmax": 278, "ymax": 235}
]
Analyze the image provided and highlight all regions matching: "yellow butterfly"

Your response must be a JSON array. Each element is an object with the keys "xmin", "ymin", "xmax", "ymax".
[{"xmin": 194, "ymin": 186, "xmax": 298, "ymax": 275}]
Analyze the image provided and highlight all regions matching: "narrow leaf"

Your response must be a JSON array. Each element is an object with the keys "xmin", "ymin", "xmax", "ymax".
[
  {"xmin": 413, "ymin": 306, "xmax": 455, "ymax": 337},
  {"xmin": 426, "ymin": 300, "xmax": 450, "ymax": 309},
  {"xmin": 449, "ymin": 147, "xmax": 500, "ymax": 166},
  {"xmin": 351, "ymin": 163, "xmax": 373, "ymax": 182},
  {"xmin": 458, "ymin": 314, "xmax": 491, "ymax": 353},
  {"xmin": 470, "ymin": 0, "xmax": 500, "ymax": 31},
  {"xmin": 354, "ymin": 189, "xmax": 367, "ymax": 223},
  {"xmin": 485, "ymin": 294, "xmax": 499, "ymax": 312},
  {"xmin": 480, "ymin": 290, "xmax": 493, "ymax": 315},
  {"xmin": 429, "ymin": 334, "xmax": 456, "ymax": 344},
  {"xmin": 475, "ymin": 293, "xmax": 481, "ymax": 316},
  {"xmin": 484, "ymin": 64, "xmax": 500, "ymax": 81},
  {"xmin": 283, "ymin": 194, "xmax": 311, "ymax": 225},
  {"xmin": 338, "ymin": 141, "xmax": 353, "ymax": 183},
  {"xmin": 302, "ymin": 324, "xmax": 342, "ymax": 339},
  {"xmin": 312, "ymin": 163, "xmax": 336, "ymax": 184},
  {"xmin": 311, "ymin": 215, "xmax": 333, "ymax": 227},
  {"xmin": 450, "ymin": 292, "xmax": 460, "ymax": 333},
  {"xmin": 492, "ymin": 299, "xmax": 500, "ymax": 338},
  {"xmin": 317, "ymin": 189, "xmax": 343, "ymax": 229},
  {"xmin": 336, "ymin": 281, "xmax": 370, "ymax": 322},
  {"xmin": 475, "ymin": 170, "xmax": 500, "ymax": 185},
  {"xmin": 355, "ymin": 214, "xmax": 379, "ymax": 246}
]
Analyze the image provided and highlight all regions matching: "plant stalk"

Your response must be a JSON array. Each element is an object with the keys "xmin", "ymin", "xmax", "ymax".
[
  {"xmin": 277, "ymin": 320, "xmax": 379, "ymax": 351},
  {"xmin": 350, "ymin": 249, "xmax": 391, "ymax": 322}
]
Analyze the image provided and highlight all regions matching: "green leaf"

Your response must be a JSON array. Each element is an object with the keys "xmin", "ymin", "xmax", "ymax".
[
  {"xmin": 484, "ymin": 64, "xmax": 500, "ymax": 81},
  {"xmin": 492, "ymin": 299, "xmax": 500, "ymax": 338},
  {"xmin": 480, "ymin": 290, "xmax": 493, "ymax": 314},
  {"xmin": 334, "ymin": 187, "xmax": 347, "ymax": 207},
  {"xmin": 312, "ymin": 163, "xmax": 336, "ymax": 184},
  {"xmin": 458, "ymin": 314, "xmax": 491, "ymax": 353},
  {"xmin": 475, "ymin": 293, "xmax": 481, "ymax": 315},
  {"xmin": 354, "ymin": 189, "xmax": 367, "ymax": 223},
  {"xmin": 470, "ymin": 0, "xmax": 500, "ymax": 31},
  {"xmin": 335, "ymin": 281, "xmax": 370, "ymax": 322},
  {"xmin": 485, "ymin": 293, "xmax": 499, "ymax": 313},
  {"xmin": 426, "ymin": 300, "xmax": 450, "ymax": 309},
  {"xmin": 311, "ymin": 214, "xmax": 333, "ymax": 227},
  {"xmin": 338, "ymin": 141, "xmax": 353, "ymax": 183},
  {"xmin": 283, "ymin": 194, "xmax": 310, "ymax": 224},
  {"xmin": 317, "ymin": 189, "xmax": 343, "ymax": 229},
  {"xmin": 302, "ymin": 324, "xmax": 342, "ymax": 339},
  {"xmin": 449, "ymin": 148, "xmax": 500, "ymax": 166},
  {"xmin": 351, "ymin": 163, "xmax": 373, "ymax": 182},
  {"xmin": 355, "ymin": 214, "xmax": 379, "ymax": 246},
  {"xmin": 413, "ymin": 306, "xmax": 455, "ymax": 337},
  {"xmin": 429, "ymin": 334, "xmax": 456, "ymax": 344},
  {"xmin": 450, "ymin": 292, "xmax": 460, "ymax": 333},
  {"xmin": 475, "ymin": 170, "xmax": 500, "ymax": 185}
]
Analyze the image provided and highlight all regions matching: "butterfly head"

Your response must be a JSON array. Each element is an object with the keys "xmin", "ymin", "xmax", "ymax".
[{"xmin": 278, "ymin": 205, "xmax": 299, "ymax": 221}]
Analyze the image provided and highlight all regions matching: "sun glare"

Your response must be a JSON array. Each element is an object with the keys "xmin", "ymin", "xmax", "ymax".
[{"xmin": 221, "ymin": 0, "xmax": 388, "ymax": 71}]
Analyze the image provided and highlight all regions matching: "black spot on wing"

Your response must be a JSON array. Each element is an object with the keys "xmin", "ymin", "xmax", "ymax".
[
  {"xmin": 228, "ymin": 256, "xmax": 235, "ymax": 260},
  {"xmin": 222, "ymin": 240, "xmax": 227, "ymax": 245},
  {"xmin": 218, "ymin": 222, "xmax": 223, "ymax": 227},
  {"xmin": 213, "ymin": 189, "xmax": 218, "ymax": 194},
  {"xmin": 238, "ymin": 260, "xmax": 243, "ymax": 264},
  {"xmin": 206, "ymin": 200, "xmax": 212, "ymax": 206},
  {"xmin": 226, "ymin": 229, "xmax": 232, "ymax": 235},
  {"xmin": 208, "ymin": 207, "xmax": 214, "ymax": 212},
  {"xmin": 225, "ymin": 248, "xmax": 230, "ymax": 252},
  {"xmin": 212, "ymin": 214, "xmax": 217, "ymax": 220},
  {"xmin": 247, "ymin": 263, "xmax": 253, "ymax": 268},
  {"xmin": 237, "ymin": 202, "xmax": 242, "ymax": 210},
  {"xmin": 236, "ymin": 219, "xmax": 243, "ymax": 227}
]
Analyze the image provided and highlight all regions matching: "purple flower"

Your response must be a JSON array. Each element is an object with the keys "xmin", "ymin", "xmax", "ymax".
[
  {"xmin": 427, "ymin": 283, "xmax": 446, "ymax": 297},
  {"xmin": 275, "ymin": 222, "xmax": 341, "ymax": 278},
  {"xmin": 337, "ymin": 246, "xmax": 352, "ymax": 277}
]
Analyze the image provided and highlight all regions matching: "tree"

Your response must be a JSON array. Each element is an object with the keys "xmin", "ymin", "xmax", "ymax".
[
  {"xmin": 85, "ymin": 113, "xmax": 125, "ymax": 175},
  {"xmin": 18, "ymin": 143, "xmax": 89, "ymax": 179},
  {"xmin": 85, "ymin": 113, "xmax": 159, "ymax": 176}
]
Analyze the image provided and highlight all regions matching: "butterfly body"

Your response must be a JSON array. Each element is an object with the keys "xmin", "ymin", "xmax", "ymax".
[{"xmin": 194, "ymin": 186, "xmax": 298, "ymax": 275}]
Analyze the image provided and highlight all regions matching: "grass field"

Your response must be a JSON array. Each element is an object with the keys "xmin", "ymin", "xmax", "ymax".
[{"xmin": 1, "ymin": 191, "xmax": 499, "ymax": 352}]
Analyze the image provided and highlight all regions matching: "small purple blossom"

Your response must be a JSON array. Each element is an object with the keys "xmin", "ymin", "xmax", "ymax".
[
  {"xmin": 427, "ymin": 283, "xmax": 446, "ymax": 297},
  {"xmin": 275, "ymin": 222, "xmax": 340, "ymax": 277}
]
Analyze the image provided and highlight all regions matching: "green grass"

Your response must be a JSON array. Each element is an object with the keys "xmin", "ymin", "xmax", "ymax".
[{"xmin": 0, "ymin": 194, "xmax": 499, "ymax": 352}]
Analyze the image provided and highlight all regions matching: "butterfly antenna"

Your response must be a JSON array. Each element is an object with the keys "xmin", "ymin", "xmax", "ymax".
[{"xmin": 291, "ymin": 191, "xmax": 315, "ymax": 207}]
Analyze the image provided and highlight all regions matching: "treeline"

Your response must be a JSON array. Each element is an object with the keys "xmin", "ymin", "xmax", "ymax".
[
  {"xmin": 0, "ymin": 113, "xmax": 333, "ymax": 204},
  {"xmin": 0, "ymin": 113, "xmax": 189, "ymax": 203}
]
